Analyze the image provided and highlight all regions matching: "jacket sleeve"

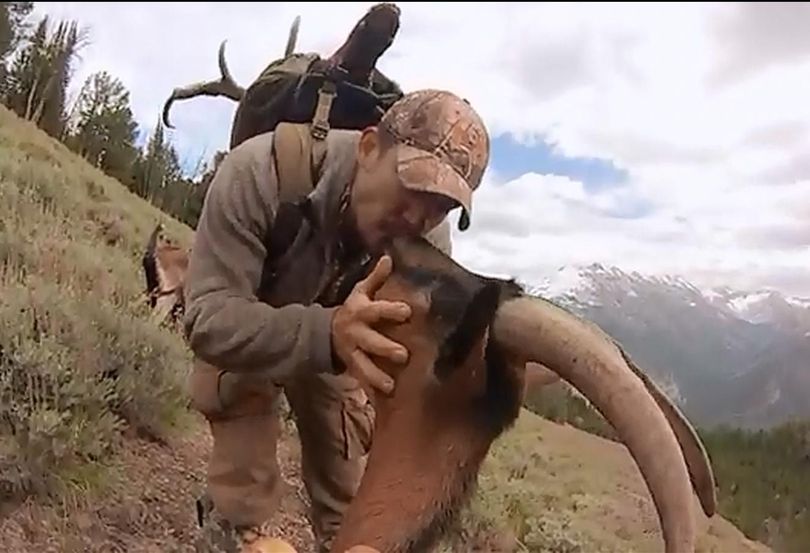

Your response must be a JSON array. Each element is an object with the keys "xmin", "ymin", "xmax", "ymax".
[{"xmin": 182, "ymin": 136, "xmax": 336, "ymax": 378}]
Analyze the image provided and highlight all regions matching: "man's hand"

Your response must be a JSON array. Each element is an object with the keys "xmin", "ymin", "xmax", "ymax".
[{"xmin": 331, "ymin": 255, "xmax": 411, "ymax": 395}]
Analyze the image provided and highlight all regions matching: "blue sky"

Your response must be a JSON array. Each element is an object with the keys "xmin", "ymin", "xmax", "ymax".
[{"xmin": 489, "ymin": 134, "xmax": 628, "ymax": 192}]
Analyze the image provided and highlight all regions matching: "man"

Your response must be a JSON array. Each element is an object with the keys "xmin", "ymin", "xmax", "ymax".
[{"xmin": 182, "ymin": 88, "xmax": 491, "ymax": 553}]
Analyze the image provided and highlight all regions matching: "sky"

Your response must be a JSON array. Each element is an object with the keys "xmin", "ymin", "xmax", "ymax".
[{"xmin": 33, "ymin": 2, "xmax": 810, "ymax": 296}]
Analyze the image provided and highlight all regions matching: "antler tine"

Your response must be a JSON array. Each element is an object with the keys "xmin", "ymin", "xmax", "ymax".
[
  {"xmin": 162, "ymin": 40, "xmax": 245, "ymax": 129},
  {"xmin": 285, "ymin": 15, "xmax": 301, "ymax": 57}
]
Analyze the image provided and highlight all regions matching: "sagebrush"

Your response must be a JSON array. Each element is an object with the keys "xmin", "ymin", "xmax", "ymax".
[{"xmin": 0, "ymin": 105, "xmax": 193, "ymax": 501}]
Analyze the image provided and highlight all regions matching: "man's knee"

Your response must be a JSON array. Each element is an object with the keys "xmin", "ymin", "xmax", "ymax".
[{"xmin": 188, "ymin": 357, "xmax": 282, "ymax": 420}]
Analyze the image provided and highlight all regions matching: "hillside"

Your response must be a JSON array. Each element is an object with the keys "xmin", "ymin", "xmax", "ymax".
[
  {"xmin": 530, "ymin": 263, "xmax": 810, "ymax": 429},
  {"xmin": 0, "ymin": 104, "xmax": 771, "ymax": 552}
]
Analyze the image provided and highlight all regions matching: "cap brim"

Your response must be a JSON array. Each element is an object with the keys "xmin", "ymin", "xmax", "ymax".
[{"xmin": 395, "ymin": 144, "xmax": 472, "ymax": 229}]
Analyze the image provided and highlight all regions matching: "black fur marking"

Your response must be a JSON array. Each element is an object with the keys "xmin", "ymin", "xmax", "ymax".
[
  {"xmin": 434, "ymin": 281, "xmax": 502, "ymax": 381},
  {"xmin": 142, "ymin": 224, "xmax": 163, "ymax": 307},
  {"xmin": 142, "ymin": 255, "xmax": 159, "ymax": 308},
  {"xmin": 392, "ymin": 264, "xmax": 478, "ymax": 365},
  {"xmin": 479, "ymin": 338, "xmax": 524, "ymax": 435}
]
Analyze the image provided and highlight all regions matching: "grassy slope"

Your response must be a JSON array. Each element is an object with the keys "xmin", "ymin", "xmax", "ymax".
[
  {"xmin": 0, "ymin": 103, "xmax": 195, "ymax": 461},
  {"xmin": 446, "ymin": 416, "xmax": 772, "ymax": 553},
  {"xmin": 0, "ymin": 105, "xmax": 771, "ymax": 552},
  {"xmin": 0, "ymin": 104, "xmax": 198, "ymax": 550}
]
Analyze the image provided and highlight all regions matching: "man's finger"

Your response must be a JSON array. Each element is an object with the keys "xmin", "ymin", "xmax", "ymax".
[
  {"xmin": 355, "ymin": 255, "xmax": 392, "ymax": 296},
  {"xmin": 361, "ymin": 299, "xmax": 411, "ymax": 324},
  {"xmin": 351, "ymin": 349, "xmax": 395, "ymax": 395},
  {"xmin": 355, "ymin": 326, "xmax": 409, "ymax": 364}
]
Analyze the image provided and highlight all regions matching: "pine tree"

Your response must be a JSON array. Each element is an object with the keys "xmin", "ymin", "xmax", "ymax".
[
  {"xmin": 67, "ymin": 70, "xmax": 139, "ymax": 185},
  {"xmin": 3, "ymin": 14, "xmax": 88, "ymax": 137}
]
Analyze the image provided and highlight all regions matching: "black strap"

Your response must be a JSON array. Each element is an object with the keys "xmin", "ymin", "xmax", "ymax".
[{"xmin": 258, "ymin": 201, "xmax": 307, "ymax": 295}]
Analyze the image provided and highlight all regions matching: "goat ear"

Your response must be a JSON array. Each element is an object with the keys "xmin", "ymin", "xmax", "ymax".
[{"xmin": 434, "ymin": 281, "xmax": 502, "ymax": 381}]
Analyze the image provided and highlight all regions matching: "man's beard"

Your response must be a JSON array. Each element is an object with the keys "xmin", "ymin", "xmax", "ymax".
[{"xmin": 338, "ymin": 205, "xmax": 378, "ymax": 257}]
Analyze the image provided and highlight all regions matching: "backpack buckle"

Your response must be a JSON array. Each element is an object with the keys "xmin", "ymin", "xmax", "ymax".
[{"xmin": 311, "ymin": 80, "xmax": 337, "ymax": 141}]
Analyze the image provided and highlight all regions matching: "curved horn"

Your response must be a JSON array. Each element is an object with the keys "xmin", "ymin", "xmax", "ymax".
[
  {"xmin": 162, "ymin": 40, "xmax": 245, "ymax": 129},
  {"xmin": 493, "ymin": 295, "xmax": 705, "ymax": 553},
  {"xmin": 218, "ymin": 39, "xmax": 238, "ymax": 88},
  {"xmin": 617, "ymin": 346, "xmax": 717, "ymax": 516},
  {"xmin": 524, "ymin": 356, "xmax": 716, "ymax": 516},
  {"xmin": 285, "ymin": 15, "xmax": 300, "ymax": 57}
]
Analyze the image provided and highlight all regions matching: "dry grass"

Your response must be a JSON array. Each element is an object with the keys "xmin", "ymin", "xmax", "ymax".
[{"xmin": 440, "ymin": 411, "xmax": 774, "ymax": 553}]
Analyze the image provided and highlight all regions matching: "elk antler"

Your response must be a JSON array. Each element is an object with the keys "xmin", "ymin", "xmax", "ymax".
[
  {"xmin": 162, "ymin": 40, "xmax": 244, "ymax": 129},
  {"xmin": 285, "ymin": 15, "xmax": 300, "ymax": 56},
  {"xmin": 161, "ymin": 13, "xmax": 302, "ymax": 129}
]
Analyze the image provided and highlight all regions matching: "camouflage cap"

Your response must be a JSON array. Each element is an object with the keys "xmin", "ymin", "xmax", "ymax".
[{"xmin": 379, "ymin": 88, "xmax": 490, "ymax": 231}]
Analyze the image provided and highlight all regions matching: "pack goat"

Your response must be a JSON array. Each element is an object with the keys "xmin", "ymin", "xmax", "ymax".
[
  {"xmin": 142, "ymin": 223, "xmax": 188, "ymax": 326},
  {"xmin": 143, "ymin": 227, "xmax": 716, "ymax": 553}
]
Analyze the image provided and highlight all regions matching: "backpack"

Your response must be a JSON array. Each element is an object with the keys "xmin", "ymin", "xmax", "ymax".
[{"xmin": 230, "ymin": 52, "xmax": 404, "ymax": 153}]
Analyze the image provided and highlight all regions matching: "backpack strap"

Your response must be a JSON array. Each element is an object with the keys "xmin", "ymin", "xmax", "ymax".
[
  {"xmin": 260, "ymin": 121, "xmax": 329, "ymax": 294},
  {"xmin": 272, "ymin": 121, "xmax": 327, "ymax": 205}
]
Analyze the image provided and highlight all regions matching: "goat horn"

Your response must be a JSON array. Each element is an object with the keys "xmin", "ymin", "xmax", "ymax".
[
  {"xmin": 617, "ymin": 346, "xmax": 717, "ymax": 517},
  {"xmin": 524, "ymin": 357, "xmax": 716, "ymax": 516},
  {"xmin": 161, "ymin": 40, "xmax": 245, "ymax": 129},
  {"xmin": 285, "ymin": 15, "xmax": 301, "ymax": 56},
  {"xmin": 493, "ymin": 295, "xmax": 708, "ymax": 553}
]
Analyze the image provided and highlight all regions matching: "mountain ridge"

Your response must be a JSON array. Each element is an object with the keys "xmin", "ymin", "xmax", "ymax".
[{"xmin": 527, "ymin": 262, "xmax": 810, "ymax": 429}]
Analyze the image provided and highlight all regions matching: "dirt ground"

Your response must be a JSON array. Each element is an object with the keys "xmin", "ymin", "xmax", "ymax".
[
  {"xmin": 0, "ymin": 410, "xmax": 774, "ymax": 553},
  {"xmin": 0, "ymin": 414, "xmax": 314, "ymax": 553}
]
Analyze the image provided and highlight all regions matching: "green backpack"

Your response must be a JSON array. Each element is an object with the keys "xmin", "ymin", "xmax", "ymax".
[
  {"xmin": 230, "ymin": 52, "xmax": 403, "ymax": 148},
  {"xmin": 232, "ymin": 51, "xmax": 404, "ymax": 204}
]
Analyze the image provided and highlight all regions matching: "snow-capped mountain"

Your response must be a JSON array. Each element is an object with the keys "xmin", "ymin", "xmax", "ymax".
[
  {"xmin": 703, "ymin": 286, "xmax": 810, "ymax": 336},
  {"xmin": 528, "ymin": 264, "xmax": 810, "ymax": 429}
]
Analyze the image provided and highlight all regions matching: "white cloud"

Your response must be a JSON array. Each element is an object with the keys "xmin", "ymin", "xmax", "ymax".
[
  {"xmin": 31, "ymin": 2, "xmax": 810, "ymax": 296},
  {"xmin": 450, "ymin": 172, "xmax": 810, "ymax": 296}
]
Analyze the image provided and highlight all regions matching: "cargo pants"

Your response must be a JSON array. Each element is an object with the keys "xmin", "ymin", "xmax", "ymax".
[{"xmin": 188, "ymin": 358, "xmax": 375, "ymax": 553}]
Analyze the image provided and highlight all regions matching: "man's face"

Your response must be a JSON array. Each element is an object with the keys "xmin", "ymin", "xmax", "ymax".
[{"xmin": 351, "ymin": 128, "xmax": 458, "ymax": 250}]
